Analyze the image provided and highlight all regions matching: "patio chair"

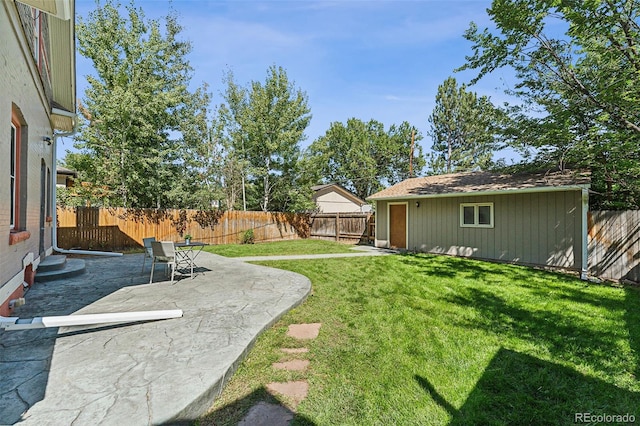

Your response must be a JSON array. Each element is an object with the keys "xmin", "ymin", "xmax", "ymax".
[
  {"xmin": 141, "ymin": 237, "xmax": 156, "ymax": 271},
  {"xmin": 149, "ymin": 241, "xmax": 176, "ymax": 284}
]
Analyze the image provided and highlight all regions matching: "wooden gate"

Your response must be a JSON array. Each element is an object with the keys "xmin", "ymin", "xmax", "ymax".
[{"xmin": 310, "ymin": 213, "xmax": 372, "ymax": 243}]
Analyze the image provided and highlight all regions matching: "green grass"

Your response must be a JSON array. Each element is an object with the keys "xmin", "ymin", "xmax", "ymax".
[
  {"xmin": 202, "ymin": 239, "xmax": 356, "ymax": 257},
  {"xmin": 198, "ymin": 253, "xmax": 640, "ymax": 425}
]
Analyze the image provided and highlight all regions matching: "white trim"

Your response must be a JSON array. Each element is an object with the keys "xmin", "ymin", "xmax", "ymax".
[
  {"xmin": 581, "ymin": 188, "xmax": 589, "ymax": 280},
  {"xmin": 387, "ymin": 202, "xmax": 408, "ymax": 249},
  {"xmin": 0, "ymin": 272, "xmax": 25, "ymax": 308},
  {"xmin": 9, "ymin": 123, "xmax": 17, "ymax": 229},
  {"xmin": 51, "ymin": 107, "xmax": 76, "ymax": 117},
  {"xmin": 460, "ymin": 202, "xmax": 494, "ymax": 228},
  {"xmin": 374, "ymin": 204, "xmax": 380, "ymax": 247},
  {"xmin": 1, "ymin": 253, "xmax": 41, "ymax": 308},
  {"xmin": 369, "ymin": 184, "xmax": 591, "ymax": 202}
]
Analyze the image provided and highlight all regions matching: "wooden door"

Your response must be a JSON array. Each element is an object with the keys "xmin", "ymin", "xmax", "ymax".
[{"xmin": 389, "ymin": 204, "xmax": 406, "ymax": 249}]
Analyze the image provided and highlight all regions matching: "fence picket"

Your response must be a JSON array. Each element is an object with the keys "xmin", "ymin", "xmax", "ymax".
[
  {"xmin": 588, "ymin": 210, "xmax": 640, "ymax": 282},
  {"xmin": 56, "ymin": 208, "xmax": 375, "ymax": 250}
]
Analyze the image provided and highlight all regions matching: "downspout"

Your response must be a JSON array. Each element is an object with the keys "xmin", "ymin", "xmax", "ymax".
[
  {"xmin": 51, "ymin": 108, "xmax": 122, "ymax": 257},
  {"xmin": 580, "ymin": 187, "xmax": 589, "ymax": 280}
]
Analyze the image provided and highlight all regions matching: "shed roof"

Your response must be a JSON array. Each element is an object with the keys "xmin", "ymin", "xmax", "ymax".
[{"xmin": 367, "ymin": 170, "xmax": 590, "ymax": 200}]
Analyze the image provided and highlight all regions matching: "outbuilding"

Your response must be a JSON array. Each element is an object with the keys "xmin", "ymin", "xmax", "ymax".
[
  {"xmin": 312, "ymin": 183, "xmax": 371, "ymax": 213},
  {"xmin": 367, "ymin": 170, "xmax": 591, "ymax": 278}
]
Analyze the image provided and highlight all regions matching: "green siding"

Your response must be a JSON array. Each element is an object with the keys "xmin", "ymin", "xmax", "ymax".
[{"xmin": 376, "ymin": 191, "xmax": 583, "ymax": 270}]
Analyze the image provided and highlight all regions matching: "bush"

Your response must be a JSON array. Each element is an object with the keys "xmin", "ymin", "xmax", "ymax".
[{"xmin": 241, "ymin": 229, "xmax": 255, "ymax": 244}]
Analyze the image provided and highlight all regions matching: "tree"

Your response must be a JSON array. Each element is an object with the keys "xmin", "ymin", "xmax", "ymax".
[
  {"xmin": 73, "ymin": 0, "xmax": 211, "ymax": 208},
  {"xmin": 219, "ymin": 66, "xmax": 313, "ymax": 212},
  {"xmin": 427, "ymin": 76, "xmax": 503, "ymax": 174},
  {"xmin": 305, "ymin": 118, "xmax": 425, "ymax": 200},
  {"xmin": 459, "ymin": 0, "xmax": 640, "ymax": 208}
]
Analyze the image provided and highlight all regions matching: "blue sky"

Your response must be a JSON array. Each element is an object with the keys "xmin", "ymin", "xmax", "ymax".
[{"xmin": 63, "ymin": 0, "xmax": 518, "ymax": 162}]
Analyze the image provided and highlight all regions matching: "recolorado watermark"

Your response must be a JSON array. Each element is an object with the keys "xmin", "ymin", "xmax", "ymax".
[{"xmin": 575, "ymin": 412, "xmax": 636, "ymax": 423}]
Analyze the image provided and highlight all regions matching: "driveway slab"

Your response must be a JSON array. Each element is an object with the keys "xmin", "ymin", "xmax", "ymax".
[{"xmin": 0, "ymin": 252, "xmax": 310, "ymax": 425}]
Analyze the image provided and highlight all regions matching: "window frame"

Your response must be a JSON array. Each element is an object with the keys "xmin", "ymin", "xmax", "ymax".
[
  {"xmin": 460, "ymin": 202, "xmax": 494, "ymax": 228},
  {"xmin": 32, "ymin": 8, "xmax": 40, "ymax": 66},
  {"xmin": 10, "ymin": 121, "xmax": 19, "ymax": 230}
]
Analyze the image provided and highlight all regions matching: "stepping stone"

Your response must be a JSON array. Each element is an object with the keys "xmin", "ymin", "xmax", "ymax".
[
  {"xmin": 281, "ymin": 348, "xmax": 309, "ymax": 354},
  {"xmin": 266, "ymin": 380, "xmax": 309, "ymax": 406},
  {"xmin": 238, "ymin": 401, "xmax": 294, "ymax": 426},
  {"xmin": 273, "ymin": 359, "xmax": 309, "ymax": 371},
  {"xmin": 286, "ymin": 323, "xmax": 321, "ymax": 340}
]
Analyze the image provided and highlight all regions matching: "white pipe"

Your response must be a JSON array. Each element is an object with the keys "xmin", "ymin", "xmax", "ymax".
[
  {"xmin": 581, "ymin": 187, "xmax": 589, "ymax": 280},
  {"xmin": 1, "ymin": 309, "xmax": 183, "ymax": 331},
  {"xmin": 51, "ymin": 115, "xmax": 122, "ymax": 257}
]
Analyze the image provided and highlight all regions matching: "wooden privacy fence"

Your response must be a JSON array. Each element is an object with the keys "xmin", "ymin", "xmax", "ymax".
[
  {"xmin": 56, "ymin": 207, "xmax": 310, "ymax": 250},
  {"xmin": 588, "ymin": 210, "xmax": 640, "ymax": 283},
  {"xmin": 309, "ymin": 213, "xmax": 374, "ymax": 243}
]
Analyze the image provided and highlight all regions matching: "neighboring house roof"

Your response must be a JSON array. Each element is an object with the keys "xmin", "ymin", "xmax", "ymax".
[
  {"xmin": 56, "ymin": 166, "xmax": 77, "ymax": 177},
  {"xmin": 312, "ymin": 183, "xmax": 367, "ymax": 206},
  {"xmin": 367, "ymin": 170, "xmax": 591, "ymax": 200}
]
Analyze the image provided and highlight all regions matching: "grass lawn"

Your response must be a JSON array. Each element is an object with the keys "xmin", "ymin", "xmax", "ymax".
[
  {"xmin": 202, "ymin": 239, "xmax": 356, "ymax": 257},
  {"xmin": 198, "ymin": 253, "xmax": 640, "ymax": 425}
]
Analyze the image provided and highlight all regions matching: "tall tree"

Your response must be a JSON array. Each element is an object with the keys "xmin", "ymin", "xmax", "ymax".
[
  {"xmin": 459, "ymin": 0, "xmax": 640, "ymax": 208},
  {"xmin": 427, "ymin": 76, "xmax": 502, "ymax": 174},
  {"xmin": 73, "ymin": 0, "xmax": 210, "ymax": 208},
  {"xmin": 305, "ymin": 118, "xmax": 425, "ymax": 200},
  {"xmin": 220, "ymin": 66, "xmax": 312, "ymax": 212}
]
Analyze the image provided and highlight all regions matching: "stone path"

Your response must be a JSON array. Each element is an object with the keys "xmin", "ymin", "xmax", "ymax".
[{"xmin": 238, "ymin": 323, "xmax": 321, "ymax": 425}]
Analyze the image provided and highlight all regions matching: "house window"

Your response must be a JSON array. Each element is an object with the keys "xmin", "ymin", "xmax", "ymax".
[
  {"xmin": 10, "ymin": 106, "xmax": 28, "ymax": 234},
  {"xmin": 31, "ymin": 8, "xmax": 51, "ymax": 85},
  {"xmin": 32, "ymin": 8, "xmax": 40, "ymax": 65},
  {"xmin": 460, "ymin": 203, "xmax": 494, "ymax": 228},
  {"xmin": 10, "ymin": 123, "xmax": 18, "ymax": 229}
]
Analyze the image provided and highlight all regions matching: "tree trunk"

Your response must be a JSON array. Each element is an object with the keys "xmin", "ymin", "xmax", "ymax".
[{"xmin": 262, "ymin": 156, "xmax": 270, "ymax": 212}]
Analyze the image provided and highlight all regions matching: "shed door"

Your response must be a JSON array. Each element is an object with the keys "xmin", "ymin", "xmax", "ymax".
[{"xmin": 389, "ymin": 204, "xmax": 406, "ymax": 249}]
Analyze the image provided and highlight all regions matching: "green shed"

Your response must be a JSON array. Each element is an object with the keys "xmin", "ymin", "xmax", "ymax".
[{"xmin": 367, "ymin": 170, "xmax": 591, "ymax": 278}]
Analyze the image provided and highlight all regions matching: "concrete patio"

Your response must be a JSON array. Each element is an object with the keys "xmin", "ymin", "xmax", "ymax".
[{"xmin": 0, "ymin": 251, "xmax": 311, "ymax": 425}]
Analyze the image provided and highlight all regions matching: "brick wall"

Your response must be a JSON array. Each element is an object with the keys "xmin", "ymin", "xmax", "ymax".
[{"xmin": 1, "ymin": 2, "xmax": 57, "ymax": 313}]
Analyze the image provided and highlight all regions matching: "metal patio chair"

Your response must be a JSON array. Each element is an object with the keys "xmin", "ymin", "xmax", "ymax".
[
  {"xmin": 141, "ymin": 237, "xmax": 156, "ymax": 271},
  {"xmin": 149, "ymin": 241, "xmax": 176, "ymax": 284}
]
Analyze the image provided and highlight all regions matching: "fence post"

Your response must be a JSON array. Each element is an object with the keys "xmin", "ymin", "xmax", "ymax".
[{"xmin": 335, "ymin": 212, "xmax": 340, "ymax": 242}]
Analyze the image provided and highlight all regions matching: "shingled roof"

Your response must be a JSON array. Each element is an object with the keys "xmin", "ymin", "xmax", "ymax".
[{"xmin": 367, "ymin": 170, "xmax": 590, "ymax": 200}]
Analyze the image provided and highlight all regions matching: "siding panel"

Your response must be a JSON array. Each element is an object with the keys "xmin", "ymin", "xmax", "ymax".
[{"xmin": 378, "ymin": 191, "xmax": 583, "ymax": 270}]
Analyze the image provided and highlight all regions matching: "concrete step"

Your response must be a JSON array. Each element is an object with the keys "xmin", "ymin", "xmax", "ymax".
[
  {"xmin": 35, "ymin": 258, "xmax": 86, "ymax": 282},
  {"xmin": 37, "ymin": 255, "xmax": 68, "ymax": 273}
]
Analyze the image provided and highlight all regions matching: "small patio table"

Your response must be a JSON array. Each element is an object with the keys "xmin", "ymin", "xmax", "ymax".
[{"xmin": 174, "ymin": 241, "xmax": 208, "ymax": 279}]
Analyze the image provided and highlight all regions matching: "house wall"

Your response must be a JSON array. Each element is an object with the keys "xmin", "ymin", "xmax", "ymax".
[
  {"xmin": 375, "ymin": 190, "xmax": 584, "ymax": 270},
  {"xmin": 314, "ymin": 190, "xmax": 363, "ymax": 213},
  {"xmin": 0, "ymin": 2, "xmax": 55, "ymax": 315}
]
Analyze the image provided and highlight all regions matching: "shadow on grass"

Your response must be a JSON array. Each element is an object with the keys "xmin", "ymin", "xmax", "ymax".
[
  {"xmin": 398, "ymin": 252, "xmax": 543, "ymax": 284},
  {"xmin": 625, "ymin": 287, "xmax": 640, "ymax": 382},
  {"xmin": 446, "ymin": 284, "xmax": 633, "ymax": 378},
  {"xmin": 399, "ymin": 253, "xmax": 640, "ymax": 380},
  {"xmin": 417, "ymin": 348, "xmax": 640, "ymax": 425},
  {"xmin": 198, "ymin": 387, "xmax": 316, "ymax": 426}
]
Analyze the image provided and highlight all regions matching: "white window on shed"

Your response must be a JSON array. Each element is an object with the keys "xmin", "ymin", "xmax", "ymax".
[{"xmin": 460, "ymin": 203, "xmax": 494, "ymax": 228}]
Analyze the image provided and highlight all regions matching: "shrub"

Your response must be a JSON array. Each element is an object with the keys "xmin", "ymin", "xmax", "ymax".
[{"xmin": 241, "ymin": 229, "xmax": 255, "ymax": 244}]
